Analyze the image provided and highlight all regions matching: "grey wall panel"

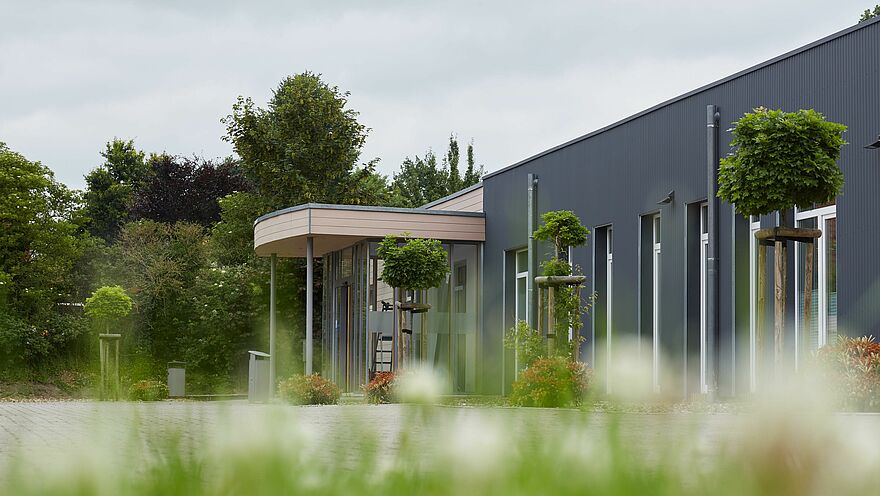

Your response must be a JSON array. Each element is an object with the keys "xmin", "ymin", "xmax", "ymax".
[{"xmin": 481, "ymin": 19, "xmax": 880, "ymax": 396}]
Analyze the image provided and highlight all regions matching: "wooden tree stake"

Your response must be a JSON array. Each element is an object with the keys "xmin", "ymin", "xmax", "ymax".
[{"xmin": 774, "ymin": 240, "xmax": 786, "ymax": 375}]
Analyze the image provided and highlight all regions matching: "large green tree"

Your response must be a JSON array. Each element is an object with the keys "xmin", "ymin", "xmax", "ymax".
[
  {"xmin": 223, "ymin": 72, "xmax": 374, "ymax": 209},
  {"xmin": 83, "ymin": 139, "xmax": 149, "ymax": 241},
  {"xmin": 391, "ymin": 134, "xmax": 484, "ymax": 208}
]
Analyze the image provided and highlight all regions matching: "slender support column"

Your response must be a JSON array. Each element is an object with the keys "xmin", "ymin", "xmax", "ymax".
[
  {"xmin": 269, "ymin": 253, "xmax": 277, "ymax": 398},
  {"xmin": 306, "ymin": 237, "xmax": 314, "ymax": 375},
  {"xmin": 756, "ymin": 243, "xmax": 767, "ymax": 390}
]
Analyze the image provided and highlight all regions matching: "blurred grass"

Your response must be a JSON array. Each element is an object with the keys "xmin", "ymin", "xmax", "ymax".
[{"xmin": 1, "ymin": 400, "xmax": 878, "ymax": 496}]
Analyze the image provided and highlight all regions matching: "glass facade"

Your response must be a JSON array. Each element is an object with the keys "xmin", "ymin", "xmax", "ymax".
[
  {"xmin": 795, "ymin": 205, "xmax": 838, "ymax": 360},
  {"xmin": 322, "ymin": 240, "xmax": 481, "ymax": 393}
]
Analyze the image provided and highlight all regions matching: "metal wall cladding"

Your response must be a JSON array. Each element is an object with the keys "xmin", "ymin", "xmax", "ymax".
[{"xmin": 480, "ymin": 19, "xmax": 880, "ymax": 396}]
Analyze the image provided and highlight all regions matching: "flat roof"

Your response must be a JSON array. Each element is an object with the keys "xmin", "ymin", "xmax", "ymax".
[
  {"xmin": 483, "ymin": 16, "xmax": 880, "ymax": 180},
  {"xmin": 254, "ymin": 203, "xmax": 485, "ymax": 258}
]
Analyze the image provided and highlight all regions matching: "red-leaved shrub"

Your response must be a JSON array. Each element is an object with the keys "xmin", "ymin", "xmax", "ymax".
[
  {"xmin": 815, "ymin": 336, "xmax": 880, "ymax": 411},
  {"xmin": 510, "ymin": 356, "xmax": 592, "ymax": 408},
  {"xmin": 278, "ymin": 374, "xmax": 340, "ymax": 405},
  {"xmin": 363, "ymin": 372, "xmax": 396, "ymax": 404}
]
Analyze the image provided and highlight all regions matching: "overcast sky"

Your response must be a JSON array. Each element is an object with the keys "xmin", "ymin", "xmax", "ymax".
[{"xmin": 0, "ymin": 0, "xmax": 872, "ymax": 189}]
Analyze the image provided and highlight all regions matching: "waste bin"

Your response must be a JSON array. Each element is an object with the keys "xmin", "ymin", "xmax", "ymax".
[
  {"xmin": 248, "ymin": 350, "xmax": 271, "ymax": 403},
  {"xmin": 167, "ymin": 361, "xmax": 186, "ymax": 397}
]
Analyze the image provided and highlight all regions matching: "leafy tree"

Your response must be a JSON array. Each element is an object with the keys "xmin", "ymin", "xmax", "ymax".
[
  {"xmin": 717, "ymin": 107, "xmax": 846, "ymax": 371},
  {"xmin": 84, "ymin": 286, "xmax": 132, "ymax": 334},
  {"xmin": 860, "ymin": 5, "xmax": 880, "ymax": 21},
  {"xmin": 222, "ymin": 72, "xmax": 372, "ymax": 209},
  {"xmin": 376, "ymin": 234, "xmax": 450, "ymax": 292},
  {"xmin": 0, "ymin": 143, "xmax": 82, "ymax": 317},
  {"xmin": 210, "ymin": 192, "xmax": 273, "ymax": 266},
  {"xmin": 83, "ymin": 139, "xmax": 148, "ymax": 241},
  {"xmin": 533, "ymin": 210, "xmax": 591, "ymax": 359},
  {"xmin": 717, "ymin": 107, "xmax": 846, "ymax": 217},
  {"xmin": 391, "ymin": 135, "xmax": 484, "ymax": 208},
  {"xmin": 130, "ymin": 154, "xmax": 251, "ymax": 226}
]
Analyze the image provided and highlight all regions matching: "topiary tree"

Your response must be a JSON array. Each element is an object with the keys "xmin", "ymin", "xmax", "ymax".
[
  {"xmin": 84, "ymin": 285, "xmax": 132, "ymax": 334},
  {"xmin": 85, "ymin": 285, "xmax": 132, "ymax": 400},
  {"xmin": 717, "ymin": 107, "xmax": 846, "ymax": 377},
  {"xmin": 377, "ymin": 233, "xmax": 450, "ymax": 367},
  {"xmin": 532, "ymin": 211, "xmax": 591, "ymax": 361}
]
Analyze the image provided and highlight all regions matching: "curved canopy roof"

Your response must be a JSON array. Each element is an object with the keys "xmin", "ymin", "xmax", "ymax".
[{"xmin": 253, "ymin": 203, "xmax": 485, "ymax": 258}]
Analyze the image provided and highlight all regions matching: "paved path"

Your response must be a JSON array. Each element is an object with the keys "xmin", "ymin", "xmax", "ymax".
[{"xmin": 1, "ymin": 401, "xmax": 878, "ymax": 477}]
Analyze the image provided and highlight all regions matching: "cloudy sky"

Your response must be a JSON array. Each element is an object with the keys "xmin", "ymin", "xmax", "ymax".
[{"xmin": 0, "ymin": 0, "xmax": 872, "ymax": 189}]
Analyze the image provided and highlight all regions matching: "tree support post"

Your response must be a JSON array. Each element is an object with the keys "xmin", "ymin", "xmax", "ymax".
[
  {"xmin": 774, "ymin": 240, "xmax": 786, "ymax": 375},
  {"xmin": 802, "ymin": 241, "xmax": 815, "ymax": 367},
  {"xmin": 99, "ymin": 333, "xmax": 121, "ymax": 400},
  {"xmin": 547, "ymin": 286, "xmax": 556, "ymax": 356},
  {"xmin": 756, "ymin": 242, "xmax": 767, "ymax": 391}
]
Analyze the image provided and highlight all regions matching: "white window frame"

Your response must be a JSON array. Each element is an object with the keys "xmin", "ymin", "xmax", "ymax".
[
  {"xmin": 606, "ymin": 228, "xmax": 613, "ymax": 394},
  {"xmin": 699, "ymin": 203, "xmax": 709, "ymax": 394},
  {"xmin": 514, "ymin": 249, "xmax": 528, "ymax": 372},
  {"xmin": 652, "ymin": 213, "xmax": 661, "ymax": 393},
  {"xmin": 748, "ymin": 215, "xmax": 761, "ymax": 393},
  {"xmin": 794, "ymin": 205, "xmax": 837, "ymax": 366}
]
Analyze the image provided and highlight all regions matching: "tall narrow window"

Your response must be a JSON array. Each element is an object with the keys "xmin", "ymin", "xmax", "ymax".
[
  {"xmin": 699, "ymin": 203, "xmax": 709, "ymax": 394},
  {"xmin": 652, "ymin": 213, "xmax": 661, "ymax": 393},
  {"xmin": 514, "ymin": 249, "xmax": 529, "ymax": 372},
  {"xmin": 795, "ymin": 205, "xmax": 837, "ymax": 363},
  {"xmin": 748, "ymin": 215, "xmax": 761, "ymax": 393}
]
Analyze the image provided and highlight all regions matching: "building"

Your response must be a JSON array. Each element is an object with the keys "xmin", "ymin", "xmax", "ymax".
[{"xmin": 254, "ymin": 17, "xmax": 880, "ymax": 398}]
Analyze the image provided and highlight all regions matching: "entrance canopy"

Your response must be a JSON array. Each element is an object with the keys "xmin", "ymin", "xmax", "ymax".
[{"xmin": 254, "ymin": 203, "xmax": 485, "ymax": 258}]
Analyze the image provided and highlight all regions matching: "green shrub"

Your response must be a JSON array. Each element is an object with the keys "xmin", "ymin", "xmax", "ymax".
[
  {"xmin": 815, "ymin": 336, "xmax": 880, "ymax": 411},
  {"xmin": 503, "ymin": 321, "xmax": 544, "ymax": 370},
  {"xmin": 128, "ymin": 379, "xmax": 169, "ymax": 401},
  {"xmin": 363, "ymin": 372, "xmax": 396, "ymax": 404},
  {"xmin": 278, "ymin": 374, "xmax": 340, "ymax": 405},
  {"xmin": 510, "ymin": 356, "xmax": 592, "ymax": 408}
]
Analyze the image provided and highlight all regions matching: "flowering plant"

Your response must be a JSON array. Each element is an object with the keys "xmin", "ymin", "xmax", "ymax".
[
  {"xmin": 815, "ymin": 336, "xmax": 880, "ymax": 411},
  {"xmin": 278, "ymin": 374, "xmax": 340, "ymax": 405},
  {"xmin": 363, "ymin": 372, "xmax": 396, "ymax": 404}
]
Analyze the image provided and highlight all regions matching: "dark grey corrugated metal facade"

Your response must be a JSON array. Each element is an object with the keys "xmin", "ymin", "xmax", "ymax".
[{"xmin": 480, "ymin": 18, "xmax": 880, "ymax": 397}]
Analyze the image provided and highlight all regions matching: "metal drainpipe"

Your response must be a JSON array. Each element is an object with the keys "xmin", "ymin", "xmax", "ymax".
[
  {"xmin": 706, "ymin": 105, "xmax": 720, "ymax": 399},
  {"xmin": 527, "ymin": 173, "xmax": 538, "ymax": 330}
]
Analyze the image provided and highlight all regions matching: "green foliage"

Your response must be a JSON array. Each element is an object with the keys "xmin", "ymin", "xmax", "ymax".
[
  {"xmin": 210, "ymin": 192, "xmax": 273, "ymax": 266},
  {"xmin": 533, "ymin": 210, "xmax": 589, "ymax": 259},
  {"xmin": 504, "ymin": 320, "xmax": 545, "ymax": 370},
  {"xmin": 82, "ymin": 139, "xmax": 149, "ymax": 241},
  {"xmin": 84, "ymin": 286, "xmax": 132, "ymax": 329},
  {"xmin": 0, "ymin": 312, "xmax": 90, "ymax": 369},
  {"xmin": 859, "ymin": 5, "xmax": 880, "ymax": 22},
  {"xmin": 128, "ymin": 379, "xmax": 169, "ymax": 401},
  {"xmin": 363, "ymin": 371, "xmax": 397, "ymax": 404},
  {"xmin": 278, "ymin": 373, "xmax": 340, "ymax": 405},
  {"xmin": 0, "ymin": 144, "xmax": 83, "ymax": 317},
  {"xmin": 222, "ymin": 72, "xmax": 371, "ymax": 209},
  {"xmin": 717, "ymin": 107, "xmax": 847, "ymax": 217},
  {"xmin": 509, "ymin": 356, "xmax": 592, "ymax": 407},
  {"xmin": 391, "ymin": 134, "xmax": 484, "ymax": 208},
  {"xmin": 376, "ymin": 234, "xmax": 449, "ymax": 291}
]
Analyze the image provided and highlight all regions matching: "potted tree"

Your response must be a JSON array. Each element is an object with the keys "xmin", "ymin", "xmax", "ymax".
[
  {"xmin": 377, "ymin": 234, "xmax": 450, "ymax": 369},
  {"xmin": 84, "ymin": 285, "xmax": 132, "ymax": 400},
  {"xmin": 717, "ymin": 107, "xmax": 846, "ymax": 378},
  {"xmin": 532, "ymin": 210, "xmax": 590, "ymax": 358}
]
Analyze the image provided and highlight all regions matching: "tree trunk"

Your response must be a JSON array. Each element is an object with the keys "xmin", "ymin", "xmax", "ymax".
[
  {"xmin": 774, "ymin": 239, "xmax": 786, "ymax": 376},
  {"xmin": 803, "ymin": 241, "xmax": 815, "ymax": 367}
]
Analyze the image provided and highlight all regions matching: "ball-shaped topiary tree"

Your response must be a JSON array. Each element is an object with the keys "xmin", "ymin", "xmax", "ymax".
[
  {"xmin": 377, "ymin": 234, "xmax": 450, "ymax": 367},
  {"xmin": 533, "ymin": 210, "xmax": 589, "ymax": 262},
  {"xmin": 84, "ymin": 285, "xmax": 132, "ymax": 334},
  {"xmin": 717, "ymin": 107, "xmax": 846, "ymax": 217},
  {"xmin": 717, "ymin": 107, "xmax": 846, "ymax": 375}
]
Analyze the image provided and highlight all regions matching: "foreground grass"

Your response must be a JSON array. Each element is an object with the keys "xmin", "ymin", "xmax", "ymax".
[{"xmin": 1, "ymin": 396, "xmax": 878, "ymax": 496}]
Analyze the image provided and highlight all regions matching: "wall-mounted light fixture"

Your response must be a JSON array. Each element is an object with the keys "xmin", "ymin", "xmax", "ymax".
[
  {"xmin": 657, "ymin": 190, "xmax": 675, "ymax": 205},
  {"xmin": 864, "ymin": 135, "xmax": 880, "ymax": 149}
]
